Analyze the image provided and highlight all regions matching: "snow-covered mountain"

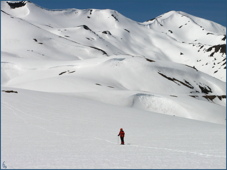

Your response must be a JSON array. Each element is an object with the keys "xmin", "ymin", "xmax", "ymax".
[
  {"xmin": 1, "ymin": 1, "xmax": 226, "ymax": 123},
  {"xmin": 2, "ymin": 1, "xmax": 226, "ymax": 80},
  {"xmin": 1, "ymin": 1, "xmax": 226, "ymax": 169}
]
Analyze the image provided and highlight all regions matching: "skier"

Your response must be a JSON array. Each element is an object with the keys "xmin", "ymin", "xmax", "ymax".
[{"xmin": 118, "ymin": 128, "xmax": 125, "ymax": 145}]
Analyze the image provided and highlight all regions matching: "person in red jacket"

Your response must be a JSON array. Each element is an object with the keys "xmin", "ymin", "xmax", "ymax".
[{"xmin": 118, "ymin": 128, "xmax": 125, "ymax": 145}]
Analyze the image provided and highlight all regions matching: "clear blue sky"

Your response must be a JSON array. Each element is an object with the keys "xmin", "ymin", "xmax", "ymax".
[{"xmin": 31, "ymin": 0, "xmax": 226, "ymax": 26}]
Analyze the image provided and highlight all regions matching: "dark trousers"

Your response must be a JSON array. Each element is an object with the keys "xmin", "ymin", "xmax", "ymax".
[{"xmin": 120, "ymin": 137, "xmax": 124, "ymax": 145}]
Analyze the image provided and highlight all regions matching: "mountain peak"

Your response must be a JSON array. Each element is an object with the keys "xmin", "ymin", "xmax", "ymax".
[{"xmin": 145, "ymin": 10, "xmax": 225, "ymax": 35}]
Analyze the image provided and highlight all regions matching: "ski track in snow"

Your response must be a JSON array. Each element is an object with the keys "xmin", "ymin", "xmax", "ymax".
[
  {"xmin": 2, "ymin": 102, "xmax": 28, "ymax": 124},
  {"xmin": 94, "ymin": 137, "xmax": 226, "ymax": 158},
  {"xmin": 2, "ymin": 102, "xmax": 71, "ymax": 137}
]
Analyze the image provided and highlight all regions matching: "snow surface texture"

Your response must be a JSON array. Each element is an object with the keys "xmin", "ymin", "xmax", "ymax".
[{"xmin": 1, "ymin": 1, "xmax": 226, "ymax": 169}]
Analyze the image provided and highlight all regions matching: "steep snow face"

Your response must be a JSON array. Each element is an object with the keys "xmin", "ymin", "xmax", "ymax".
[{"xmin": 1, "ymin": 1, "xmax": 226, "ymax": 124}]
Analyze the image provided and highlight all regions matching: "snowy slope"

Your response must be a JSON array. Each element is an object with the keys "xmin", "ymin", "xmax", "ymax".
[
  {"xmin": 143, "ymin": 10, "xmax": 226, "ymax": 81},
  {"xmin": 2, "ymin": 88, "xmax": 226, "ymax": 169},
  {"xmin": 1, "ymin": 1, "xmax": 226, "ymax": 123},
  {"xmin": 1, "ymin": 1, "xmax": 226, "ymax": 169},
  {"xmin": 1, "ymin": 1, "xmax": 226, "ymax": 80}
]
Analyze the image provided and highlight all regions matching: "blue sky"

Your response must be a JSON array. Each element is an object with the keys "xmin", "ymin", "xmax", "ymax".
[{"xmin": 31, "ymin": 0, "xmax": 226, "ymax": 26}]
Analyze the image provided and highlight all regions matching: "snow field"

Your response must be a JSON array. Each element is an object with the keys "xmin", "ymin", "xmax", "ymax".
[
  {"xmin": 1, "ymin": 89, "xmax": 226, "ymax": 169},
  {"xmin": 1, "ymin": 1, "xmax": 226, "ymax": 169}
]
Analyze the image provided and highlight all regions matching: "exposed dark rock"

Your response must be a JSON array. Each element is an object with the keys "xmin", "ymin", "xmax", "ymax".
[
  {"xmin": 102, "ymin": 31, "xmax": 112, "ymax": 35},
  {"xmin": 189, "ymin": 95, "xmax": 198, "ymax": 98},
  {"xmin": 89, "ymin": 46, "xmax": 108, "ymax": 56},
  {"xmin": 124, "ymin": 29, "xmax": 130, "ymax": 33},
  {"xmin": 190, "ymin": 95, "xmax": 226, "ymax": 102},
  {"xmin": 111, "ymin": 14, "xmax": 119, "ymax": 22},
  {"xmin": 68, "ymin": 71, "xmax": 75, "ymax": 73},
  {"xmin": 207, "ymin": 44, "xmax": 226, "ymax": 56},
  {"xmin": 222, "ymin": 35, "xmax": 226, "ymax": 41},
  {"xmin": 80, "ymin": 25, "xmax": 103, "ymax": 39},
  {"xmin": 158, "ymin": 72, "xmax": 194, "ymax": 89},
  {"xmin": 7, "ymin": 1, "xmax": 26, "ymax": 9},
  {"xmin": 199, "ymin": 85, "xmax": 212, "ymax": 94},
  {"xmin": 2, "ymin": 90, "xmax": 18, "ymax": 93},
  {"xmin": 33, "ymin": 38, "xmax": 43, "ymax": 45},
  {"xmin": 145, "ymin": 58, "xmax": 155, "ymax": 62},
  {"xmin": 217, "ymin": 95, "xmax": 226, "ymax": 100},
  {"xmin": 185, "ymin": 65, "xmax": 198, "ymax": 71},
  {"xmin": 168, "ymin": 30, "xmax": 173, "ymax": 33},
  {"xmin": 59, "ymin": 70, "xmax": 76, "ymax": 76},
  {"xmin": 203, "ymin": 95, "xmax": 226, "ymax": 102},
  {"xmin": 59, "ymin": 71, "xmax": 67, "ymax": 75},
  {"xmin": 210, "ymin": 52, "xmax": 215, "ymax": 57},
  {"xmin": 204, "ymin": 95, "xmax": 215, "ymax": 101},
  {"xmin": 108, "ymin": 86, "xmax": 114, "ymax": 88},
  {"xmin": 82, "ymin": 25, "xmax": 91, "ymax": 31}
]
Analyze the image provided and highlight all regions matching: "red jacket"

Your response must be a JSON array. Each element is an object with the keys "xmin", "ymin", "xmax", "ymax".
[{"xmin": 118, "ymin": 130, "xmax": 125, "ymax": 137}]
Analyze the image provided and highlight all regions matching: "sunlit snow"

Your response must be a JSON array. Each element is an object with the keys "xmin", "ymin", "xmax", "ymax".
[{"xmin": 1, "ymin": 1, "xmax": 226, "ymax": 169}]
